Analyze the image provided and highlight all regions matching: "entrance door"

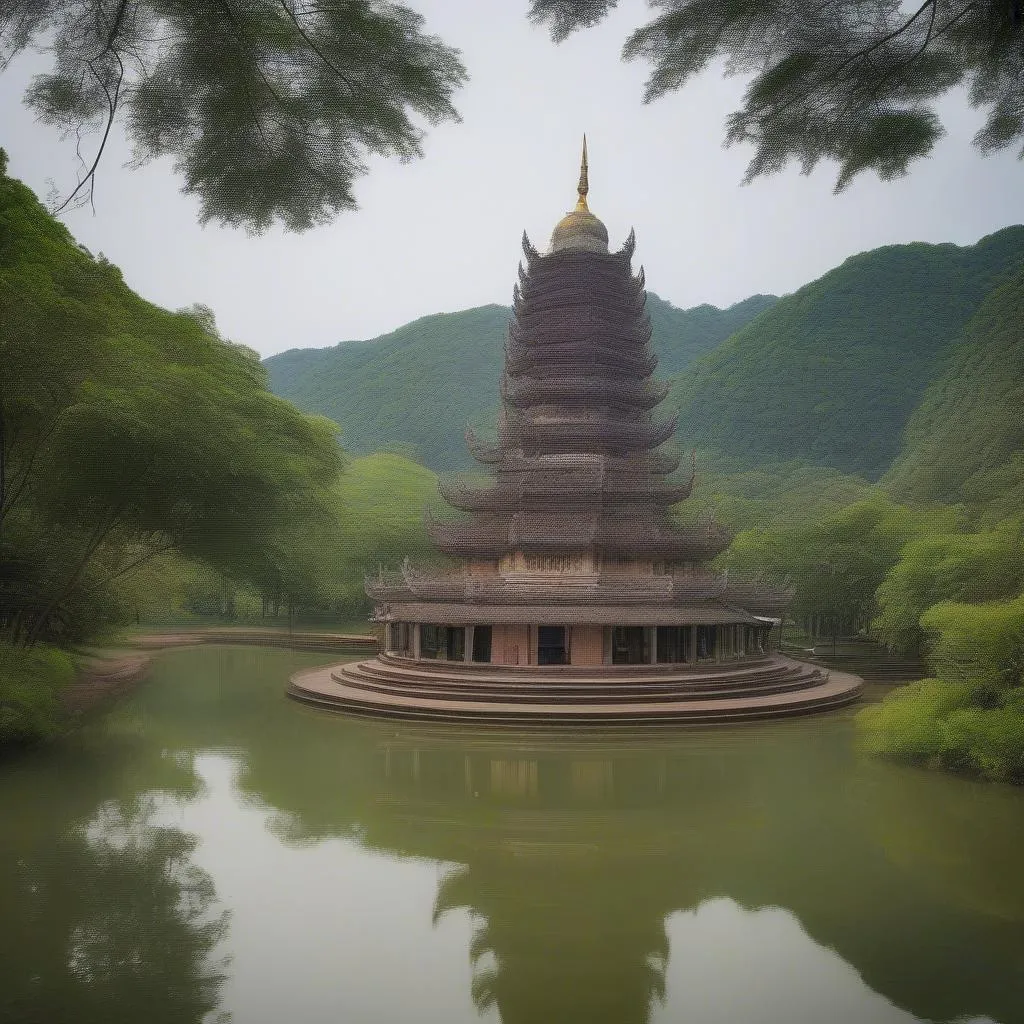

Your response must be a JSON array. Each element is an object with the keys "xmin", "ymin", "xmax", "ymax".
[
  {"xmin": 472, "ymin": 625, "xmax": 492, "ymax": 663},
  {"xmin": 612, "ymin": 626, "xmax": 648, "ymax": 664},
  {"xmin": 537, "ymin": 626, "xmax": 568, "ymax": 665}
]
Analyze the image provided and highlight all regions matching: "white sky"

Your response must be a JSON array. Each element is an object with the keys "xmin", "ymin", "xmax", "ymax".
[{"xmin": 2, "ymin": 0, "xmax": 1022, "ymax": 358}]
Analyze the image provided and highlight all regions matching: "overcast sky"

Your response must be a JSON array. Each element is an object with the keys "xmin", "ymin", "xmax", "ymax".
[{"xmin": 2, "ymin": 0, "xmax": 1022, "ymax": 358}]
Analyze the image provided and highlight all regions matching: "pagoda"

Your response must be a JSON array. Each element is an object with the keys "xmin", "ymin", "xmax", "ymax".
[{"xmin": 289, "ymin": 142, "xmax": 863, "ymax": 723}]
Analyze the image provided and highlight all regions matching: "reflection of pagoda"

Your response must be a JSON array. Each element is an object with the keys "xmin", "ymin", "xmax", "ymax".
[{"xmin": 291, "ymin": 142, "xmax": 862, "ymax": 722}]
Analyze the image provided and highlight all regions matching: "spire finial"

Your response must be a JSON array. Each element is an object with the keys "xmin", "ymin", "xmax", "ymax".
[{"xmin": 575, "ymin": 134, "xmax": 589, "ymax": 212}]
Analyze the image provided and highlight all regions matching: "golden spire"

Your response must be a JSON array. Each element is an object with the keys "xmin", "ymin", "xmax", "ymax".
[{"xmin": 575, "ymin": 134, "xmax": 589, "ymax": 212}]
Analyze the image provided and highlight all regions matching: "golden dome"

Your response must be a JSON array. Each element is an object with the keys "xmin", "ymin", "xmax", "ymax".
[{"xmin": 550, "ymin": 136, "xmax": 609, "ymax": 254}]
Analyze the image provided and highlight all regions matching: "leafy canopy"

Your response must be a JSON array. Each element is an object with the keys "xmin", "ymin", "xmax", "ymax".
[
  {"xmin": 529, "ymin": 0, "xmax": 1024, "ymax": 189},
  {"xmin": 0, "ymin": 162, "xmax": 342, "ymax": 644},
  {"xmin": 0, "ymin": 0, "xmax": 466, "ymax": 232}
]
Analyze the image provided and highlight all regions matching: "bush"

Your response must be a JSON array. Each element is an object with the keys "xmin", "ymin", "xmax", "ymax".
[
  {"xmin": 0, "ymin": 642, "xmax": 75, "ymax": 746},
  {"xmin": 856, "ymin": 679, "xmax": 974, "ymax": 762},
  {"xmin": 921, "ymin": 594, "xmax": 1024, "ymax": 692}
]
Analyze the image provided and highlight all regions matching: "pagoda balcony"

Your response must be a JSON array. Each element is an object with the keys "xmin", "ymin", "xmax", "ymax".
[
  {"xmin": 508, "ymin": 318, "xmax": 653, "ymax": 350},
  {"xmin": 437, "ymin": 475, "xmax": 694, "ymax": 512},
  {"xmin": 489, "ymin": 449, "xmax": 684, "ymax": 476},
  {"xmin": 505, "ymin": 340, "xmax": 657, "ymax": 377},
  {"xmin": 425, "ymin": 516, "xmax": 733, "ymax": 561},
  {"xmin": 504, "ymin": 413, "xmax": 679, "ymax": 453},
  {"xmin": 364, "ymin": 564, "xmax": 735, "ymax": 606},
  {"xmin": 501, "ymin": 375, "xmax": 669, "ymax": 411},
  {"xmin": 520, "ymin": 264, "xmax": 646, "ymax": 301}
]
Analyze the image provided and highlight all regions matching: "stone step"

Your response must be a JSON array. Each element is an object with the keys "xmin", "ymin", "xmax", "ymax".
[
  {"xmin": 377, "ymin": 652, "xmax": 777, "ymax": 677},
  {"xmin": 288, "ymin": 665, "xmax": 861, "ymax": 726},
  {"xmin": 367, "ymin": 655, "xmax": 792, "ymax": 689},
  {"xmin": 332, "ymin": 669, "xmax": 826, "ymax": 706},
  {"xmin": 332, "ymin": 662, "xmax": 824, "ymax": 704}
]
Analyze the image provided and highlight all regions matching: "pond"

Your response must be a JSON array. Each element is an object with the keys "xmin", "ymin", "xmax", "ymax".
[{"xmin": 2, "ymin": 645, "xmax": 1023, "ymax": 1024}]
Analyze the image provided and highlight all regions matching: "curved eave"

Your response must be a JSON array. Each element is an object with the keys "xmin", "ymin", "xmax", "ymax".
[{"xmin": 374, "ymin": 601, "xmax": 764, "ymax": 626}]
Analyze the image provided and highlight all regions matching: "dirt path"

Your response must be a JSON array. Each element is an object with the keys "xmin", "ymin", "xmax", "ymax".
[{"xmin": 62, "ymin": 650, "xmax": 153, "ymax": 715}]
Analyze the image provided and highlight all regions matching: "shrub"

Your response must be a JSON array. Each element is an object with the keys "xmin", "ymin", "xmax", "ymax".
[
  {"xmin": 0, "ymin": 641, "xmax": 75, "ymax": 746},
  {"xmin": 856, "ymin": 679, "xmax": 973, "ymax": 762}
]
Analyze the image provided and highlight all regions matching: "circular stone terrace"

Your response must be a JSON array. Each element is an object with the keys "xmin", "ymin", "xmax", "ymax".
[{"xmin": 287, "ymin": 653, "xmax": 863, "ymax": 727}]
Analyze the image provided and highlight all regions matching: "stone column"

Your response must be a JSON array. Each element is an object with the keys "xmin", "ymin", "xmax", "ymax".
[
  {"xmin": 466, "ymin": 625, "xmax": 475, "ymax": 662},
  {"xmin": 413, "ymin": 623, "xmax": 422, "ymax": 660},
  {"xmin": 688, "ymin": 625, "xmax": 697, "ymax": 664},
  {"xmin": 649, "ymin": 626, "xmax": 658, "ymax": 664}
]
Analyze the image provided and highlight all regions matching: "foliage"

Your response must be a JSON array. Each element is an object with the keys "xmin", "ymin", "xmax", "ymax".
[
  {"xmin": 675, "ymin": 457, "xmax": 876, "ymax": 532},
  {"xmin": 668, "ymin": 227, "xmax": 1024, "ymax": 477},
  {"xmin": 529, "ymin": 0, "xmax": 1024, "ymax": 190},
  {"xmin": 331, "ymin": 452, "xmax": 443, "ymax": 614},
  {"xmin": 0, "ymin": 640, "xmax": 74, "ymax": 745},
  {"xmin": 722, "ymin": 496, "xmax": 960, "ymax": 637},
  {"xmin": 265, "ymin": 293, "xmax": 776, "ymax": 472},
  {"xmin": 885, "ymin": 266, "xmax": 1024, "ymax": 515},
  {"xmin": 0, "ymin": 163, "xmax": 342, "ymax": 649},
  {"xmin": 921, "ymin": 594, "xmax": 1024, "ymax": 693},
  {"xmin": 858, "ymin": 595, "xmax": 1024, "ymax": 783},
  {"xmin": 117, "ymin": 452, "xmax": 439, "ymax": 626},
  {"xmin": 873, "ymin": 519, "xmax": 1024, "ymax": 654},
  {"xmin": 0, "ymin": 1, "xmax": 466, "ymax": 232}
]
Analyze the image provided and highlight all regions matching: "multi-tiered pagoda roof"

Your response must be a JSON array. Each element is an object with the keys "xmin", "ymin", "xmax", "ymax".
[{"xmin": 367, "ymin": 140, "xmax": 788, "ymax": 621}]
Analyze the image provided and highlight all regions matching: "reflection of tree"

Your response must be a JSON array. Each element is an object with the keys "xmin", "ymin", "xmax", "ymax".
[
  {"xmin": 0, "ymin": 714, "xmax": 229, "ymax": 1024},
  {"xmin": 129, "ymin": 647, "xmax": 1024, "ymax": 1024},
  {"xmin": 1, "ymin": 798, "xmax": 229, "ymax": 1024}
]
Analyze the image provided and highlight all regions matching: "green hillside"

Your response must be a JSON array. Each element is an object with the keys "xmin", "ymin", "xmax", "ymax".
[
  {"xmin": 265, "ymin": 292, "xmax": 776, "ymax": 471},
  {"xmin": 668, "ymin": 227, "xmax": 1024, "ymax": 479},
  {"xmin": 332, "ymin": 452, "xmax": 443, "ymax": 609},
  {"xmin": 884, "ymin": 265, "xmax": 1024, "ymax": 520}
]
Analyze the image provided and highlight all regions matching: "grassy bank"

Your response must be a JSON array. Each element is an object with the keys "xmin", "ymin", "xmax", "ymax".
[{"xmin": 0, "ymin": 642, "xmax": 76, "ymax": 746}]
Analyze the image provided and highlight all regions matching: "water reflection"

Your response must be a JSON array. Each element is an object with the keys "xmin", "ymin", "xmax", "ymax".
[
  {"xmin": 0, "ymin": 738, "xmax": 228, "ymax": 1024},
  {"xmin": 6, "ymin": 647, "xmax": 1022, "ymax": 1024},
  {"xmin": 291, "ymin": 725, "xmax": 1018, "ymax": 1024}
]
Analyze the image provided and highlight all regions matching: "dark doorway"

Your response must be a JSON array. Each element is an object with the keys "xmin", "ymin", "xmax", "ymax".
[
  {"xmin": 537, "ymin": 626, "xmax": 568, "ymax": 665},
  {"xmin": 445, "ymin": 627, "xmax": 465, "ymax": 662},
  {"xmin": 612, "ymin": 626, "xmax": 648, "ymax": 665},
  {"xmin": 656, "ymin": 626, "xmax": 691, "ymax": 663},
  {"xmin": 696, "ymin": 625, "xmax": 717, "ymax": 661},
  {"xmin": 472, "ymin": 625, "xmax": 492, "ymax": 663}
]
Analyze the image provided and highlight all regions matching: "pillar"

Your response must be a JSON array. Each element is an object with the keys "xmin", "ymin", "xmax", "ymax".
[
  {"xmin": 466, "ymin": 625, "xmax": 475, "ymax": 662},
  {"xmin": 413, "ymin": 622, "xmax": 421, "ymax": 660},
  {"xmin": 688, "ymin": 625, "xmax": 697, "ymax": 664},
  {"xmin": 649, "ymin": 626, "xmax": 658, "ymax": 664}
]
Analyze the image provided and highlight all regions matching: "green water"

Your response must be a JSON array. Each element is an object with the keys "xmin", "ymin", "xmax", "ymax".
[{"xmin": 2, "ymin": 646, "xmax": 1024, "ymax": 1024}]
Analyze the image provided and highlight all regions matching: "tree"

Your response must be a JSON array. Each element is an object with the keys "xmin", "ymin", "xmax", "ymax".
[
  {"xmin": 723, "ymin": 496, "xmax": 960, "ymax": 639},
  {"xmin": 873, "ymin": 519, "xmax": 1024, "ymax": 654},
  {"xmin": 0, "ymin": 0, "xmax": 466, "ymax": 232},
  {"xmin": 529, "ymin": 0, "xmax": 1024, "ymax": 189},
  {"xmin": 0, "ymin": 163, "xmax": 343, "ymax": 644}
]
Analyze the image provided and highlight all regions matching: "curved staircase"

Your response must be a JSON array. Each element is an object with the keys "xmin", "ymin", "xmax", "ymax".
[{"xmin": 288, "ymin": 654, "xmax": 863, "ymax": 726}]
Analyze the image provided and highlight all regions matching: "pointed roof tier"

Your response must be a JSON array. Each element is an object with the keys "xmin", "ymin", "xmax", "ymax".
[
  {"xmin": 428, "ymin": 141, "xmax": 708, "ymax": 563},
  {"xmin": 365, "ymin": 140, "xmax": 791, "ymax": 619}
]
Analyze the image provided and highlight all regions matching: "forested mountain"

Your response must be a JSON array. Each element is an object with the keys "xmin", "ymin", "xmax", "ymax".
[
  {"xmin": 884, "ymin": 266, "xmax": 1024, "ymax": 521},
  {"xmin": 264, "ymin": 293, "xmax": 777, "ymax": 471},
  {"xmin": 669, "ymin": 227, "xmax": 1024, "ymax": 478}
]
